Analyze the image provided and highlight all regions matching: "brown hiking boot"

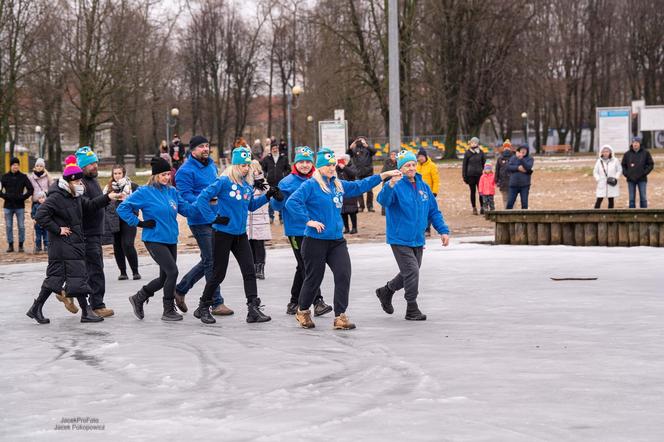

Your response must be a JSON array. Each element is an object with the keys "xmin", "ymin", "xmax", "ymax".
[
  {"xmin": 93, "ymin": 307, "xmax": 115, "ymax": 318},
  {"xmin": 295, "ymin": 308, "xmax": 315, "ymax": 329},
  {"xmin": 56, "ymin": 291, "xmax": 79, "ymax": 314},
  {"xmin": 211, "ymin": 304, "xmax": 234, "ymax": 316},
  {"xmin": 333, "ymin": 313, "xmax": 356, "ymax": 330},
  {"xmin": 175, "ymin": 292, "xmax": 188, "ymax": 313}
]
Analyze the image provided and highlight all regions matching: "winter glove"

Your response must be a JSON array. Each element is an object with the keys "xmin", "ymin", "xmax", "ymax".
[
  {"xmin": 266, "ymin": 187, "xmax": 284, "ymax": 202},
  {"xmin": 213, "ymin": 215, "xmax": 230, "ymax": 225},
  {"xmin": 138, "ymin": 219, "xmax": 156, "ymax": 229},
  {"xmin": 253, "ymin": 178, "xmax": 268, "ymax": 192},
  {"xmin": 433, "ymin": 193, "xmax": 438, "ymax": 197}
]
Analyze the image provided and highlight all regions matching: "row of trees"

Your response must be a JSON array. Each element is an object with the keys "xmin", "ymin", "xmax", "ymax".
[{"xmin": 1, "ymin": 0, "xmax": 663, "ymax": 171}]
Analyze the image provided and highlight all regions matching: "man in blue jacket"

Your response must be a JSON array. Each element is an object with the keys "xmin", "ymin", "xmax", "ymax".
[
  {"xmin": 506, "ymin": 144, "xmax": 534, "ymax": 210},
  {"xmin": 174, "ymin": 135, "xmax": 232, "ymax": 315},
  {"xmin": 375, "ymin": 150, "xmax": 450, "ymax": 321}
]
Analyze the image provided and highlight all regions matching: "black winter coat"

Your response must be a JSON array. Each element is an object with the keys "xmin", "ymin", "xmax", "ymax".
[
  {"xmin": 381, "ymin": 158, "xmax": 398, "ymax": 183},
  {"xmin": 103, "ymin": 182, "xmax": 139, "ymax": 244},
  {"xmin": 347, "ymin": 144, "xmax": 377, "ymax": 177},
  {"xmin": 81, "ymin": 175, "xmax": 111, "ymax": 237},
  {"xmin": 462, "ymin": 148, "xmax": 486, "ymax": 182},
  {"xmin": 337, "ymin": 164, "xmax": 359, "ymax": 214},
  {"xmin": 621, "ymin": 147, "xmax": 654, "ymax": 183},
  {"xmin": 494, "ymin": 150, "xmax": 513, "ymax": 191},
  {"xmin": 0, "ymin": 171, "xmax": 33, "ymax": 209},
  {"xmin": 35, "ymin": 183, "xmax": 91, "ymax": 296},
  {"xmin": 261, "ymin": 154, "xmax": 291, "ymax": 187}
]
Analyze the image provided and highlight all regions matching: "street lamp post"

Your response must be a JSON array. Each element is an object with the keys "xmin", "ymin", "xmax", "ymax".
[
  {"xmin": 166, "ymin": 107, "xmax": 180, "ymax": 146},
  {"xmin": 35, "ymin": 125, "xmax": 44, "ymax": 159},
  {"xmin": 521, "ymin": 112, "xmax": 529, "ymax": 148},
  {"xmin": 287, "ymin": 85, "xmax": 303, "ymax": 163},
  {"xmin": 306, "ymin": 115, "xmax": 314, "ymax": 148}
]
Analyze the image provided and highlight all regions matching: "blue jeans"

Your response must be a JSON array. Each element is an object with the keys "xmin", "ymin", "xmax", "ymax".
[
  {"xmin": 4, "ymin": 208, "xmax": 25, "ymax": 245},
  {"xmin": 628, "ymin": 180, "xmax": 647, "ymax": 208},
  {"xmin": 176, "ymin": 224, "xmax": 223, "ymax": 306},
  {"xmin": 31, "ymin": 204, "xmax": 48, "ymax": 249},
  {"xmin": 506, "ymin": 186, "xmax": 530, "ymax": 209}
]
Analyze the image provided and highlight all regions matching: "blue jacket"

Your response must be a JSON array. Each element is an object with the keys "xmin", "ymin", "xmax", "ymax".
[
  {"xmin": 377, "ymin": 174, "xmax": 449, "ymax": 247},
  {"xmin": 270, "ymin": 172, "xmax": 310, "ymax": 237},
  {"xmin": 195, "ymin": 176, "xmax": 268, "ymax": 235},
  {"xmin": 286, "ymin": 174, "xmax": 381, "ymax": 240},
  {"xmin": 175, "ymin": 155, "xmax": 218, "ymax": 225},
  {"xmin": 507, "ymin": 153, "xmax": 534, "ymax": 187},
  {"xmin": 116, "ymin": 184, "xmax": 193, "ymax": 245}
]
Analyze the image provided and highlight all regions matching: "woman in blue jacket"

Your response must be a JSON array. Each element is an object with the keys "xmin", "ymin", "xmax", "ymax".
[
  {"xmin": 375, "ymin": 151, "xmax": 450, "ymax": 321},
  {"xmin": 194, "ymin": 147, "xmax": 282, "ymax": 325},
  {"xmin": 286, "ymin": 147, "xmax": 400, "ymax": 330},
  {"xmin": 117, "ymin": 157, "xmax": 194, "ymax": 322},
  {"xmin": 270, "ymin": 146, "xmax": 332, "ymax": 317},
  {"xmin": 506, "ymin": 144, "xmax": 534, "ymax": 209}
]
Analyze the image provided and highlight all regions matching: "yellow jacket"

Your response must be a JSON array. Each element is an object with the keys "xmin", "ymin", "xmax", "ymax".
[{"xmin": 416, "ymin": 159, "xmax": 440, "ymax": 194}]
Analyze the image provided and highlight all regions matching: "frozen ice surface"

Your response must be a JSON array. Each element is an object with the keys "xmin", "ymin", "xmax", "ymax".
[{"xmin": 1, "ymin": 237, "xmax": 663, "ymax": 441}]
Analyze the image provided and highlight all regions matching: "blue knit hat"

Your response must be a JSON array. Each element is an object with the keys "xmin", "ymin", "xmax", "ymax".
[
  {"xmin": 231, "ymin": 147, "xmax": 252, "ymax": 165},
  {"xmin": 396, "ymin": 150, "xmax": 417, "ymax": 169},
  {"xmin": 75, "ymin": 146, "xmax": 98, "ymax": 168},
  {"xmin": 294, "ymin": 146, "xmax": 314, "ymax": 163},
  {"xmin": 316, "ymin": 147, "xmax": 337, "ymax": 169}
]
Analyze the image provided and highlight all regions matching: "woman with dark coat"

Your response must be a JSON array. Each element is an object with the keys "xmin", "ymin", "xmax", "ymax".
[
  {"xmin": 104, "ymin": 165, "xmax": 141, "ymax": 280},
  {"xmin": 27, "ymin": 156, "xmax": 104, "ymax": 324},
  {"xmin": 462, "ymin": 137, "xmax": 486, "ymax": 215},
  {"xmin": 337, "ymin": 154, "xmax": 359, "ymax": 234}
]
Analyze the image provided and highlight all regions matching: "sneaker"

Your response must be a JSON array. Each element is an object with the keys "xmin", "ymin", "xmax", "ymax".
[
  {"xmin": 246, "ymin": 298, "xmax": 271, "ymax": 323},
  {"xmin": 175, "ymin": 292, "xmax": 188, "ymax": 313},
  {"xmin": 211, "ymin": 304, "xmax": 234, "ymax": 316},
  {"xmin": 93, "ymin": 307, "xmax": 115, "ymax": 318},
  {"xmin": 333, "ymin": 313, "xmax": 356, "ymax": 330},
  {"xmin": 56, "ymin": 291, "xmax": 79, "ymax": 314},
  {"xmin": 295, "ymin": 308, "xmax": 315, "ymax": 329},
  {"xmin": 313, "ymin": 299, "xmax": 332, "ymax": 317},
  {"xmin": 286, "ymin": 302, "xmax": 298, "ymax": 315},
  {"xmin": 472, "ymin": 207, "xmax": 478, "ymax": 215},
  {"xmin": 118, "ymin": 274, "xmax": 129, "ymax": 281}
]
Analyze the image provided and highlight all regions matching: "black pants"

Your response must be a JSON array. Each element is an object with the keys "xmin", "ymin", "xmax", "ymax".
[
  {"xmin": 594, "ymin": 197, "xmax": 614, "ymax": 209},
  {"xmin": 288, "ymin": 236, "xmax": 322, "ymax": 305},
  {"xmin": 342, "ymin": 213, "xmax": 357, "ymax": 231},
  {"xmin": 113, "ymin": 220, "xmax": 139, "ymax": 275},
  {"xmin": 85, "ymin": 235, "xmax": 106, "ymax": 309},
  {"xmin": 200, "ymin": 231, "xmax": 257, "ymax": 307},
  {"xmin": 357, "ymin": 174, "xmax": 374, "ymax": 210},
  {"xmin": 387, "ymin": 245, "xmax": 423, "ymax": 303},
  {"xmin": 467, "ymin": 176, "xmax": 481, "ymax": 208},
  {"xmin": 249, "ymin": 239, "xmax": 266, "ymax": 265},
  {"xmin": 144, "ymin": 242, "xmax": 178, "ymax": 302},
  {"xmin": 299, "ymin": 237, "xmax": 351, "ymax": 316}
]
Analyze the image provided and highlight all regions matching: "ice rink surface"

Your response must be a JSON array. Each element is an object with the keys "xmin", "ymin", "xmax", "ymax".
[{"xmin": 1, "ymin": 237, "xmax": 663, "ymax": 441}]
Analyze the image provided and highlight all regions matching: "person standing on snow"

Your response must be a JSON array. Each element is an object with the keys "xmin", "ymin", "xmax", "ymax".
[{"xmin": 375, "ymin": 150, "xmax": 450, "ymax": 321}]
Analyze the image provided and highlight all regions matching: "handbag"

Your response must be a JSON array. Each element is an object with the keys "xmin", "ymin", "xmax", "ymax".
[{"xmin": 601, "ymin": 161, "xmax": 617, "ymax": 186}]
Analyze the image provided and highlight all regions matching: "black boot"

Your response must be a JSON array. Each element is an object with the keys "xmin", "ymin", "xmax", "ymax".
[
  {"xmin": 77, "ymin": 296, "xmax": 104, "ymax": 323},
  {"xmin": 313, "ymin": 298, "xmax": 333, "ymax": 316},
  {"xmin": 162, "ymin": 299, "xmax": 183, "ymax": 321},
  {"xmin": 376, "ymin": 283, "xmax": 395, "ymax": 314},
  {"xmin": 194, "ymin": 303, "xmax": 216, "ymax": 324},
  {"xmin": 26, "ymin": 295, "xmax": 50, "ymax": 324},
  {"xmin": 405, "ymin": 301, "xmax": 427, "ymax": 321},
  {"xmin": 255, "ymin": 263, "xmax": 265, "ymax": 280},
  {"xmin": 286, "ymin": 301, "xmax": 298, "ymax": 315},
  {"xmin": 247, "ymin": 297, "xmax": 271, "ymax": 323},
  {"xmin": 6, "ymin": 243, "xmax": 13, "ymax": 253},
  {"xmin": 128, "ymin": 288, "xmax": 151, "ymax": 320},
  {"xmin": 18, "ymin": 242, "xmax": 24, "ymax": 253}
]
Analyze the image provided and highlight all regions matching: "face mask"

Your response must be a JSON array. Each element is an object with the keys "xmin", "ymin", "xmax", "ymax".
[{"xmin": 73, "ymin": 184, "xmax": 85, "ymax": 197}]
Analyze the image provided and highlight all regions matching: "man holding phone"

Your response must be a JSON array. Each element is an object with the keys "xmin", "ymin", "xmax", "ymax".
[{"xmin": 347, "ymin": 136, "xmax": 377, "ymax": 212}]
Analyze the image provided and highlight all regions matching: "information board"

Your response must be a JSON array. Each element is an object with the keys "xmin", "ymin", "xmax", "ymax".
[
  {"xmin": 639, "ymin": 106, "xmax": 664, "ymax": 131},
  {"xmin": 597, "ymin": 107, "xmax": 631, "ymax": 153},
  {"xmin": 318, "ymin": 120, "xmax": 348, "ymax": 158}
]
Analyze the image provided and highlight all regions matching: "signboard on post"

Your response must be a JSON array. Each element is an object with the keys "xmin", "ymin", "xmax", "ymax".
[
  {"xmin": 597, "ymin": 107, "xmax": 631, "ymax": 153},
  {"xmin": 318, "ymin": 120, "xmax": 348, "ymax": 158},
  {"xmin": 639, "ymin": 105, "xmax": 664, "ymax": 132},
  {"xmin": 334, "ymin": 109, "xmax": 345, "ymax": 121}
]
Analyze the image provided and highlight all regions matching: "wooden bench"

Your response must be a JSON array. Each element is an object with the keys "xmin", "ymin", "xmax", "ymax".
[
  {"xmin": 485, "ymin": 209, "xmax": 664, "ymax": 247},
  {"xmin": 542, "ymin": 144, "xmax": 572, "ymax": 155}
]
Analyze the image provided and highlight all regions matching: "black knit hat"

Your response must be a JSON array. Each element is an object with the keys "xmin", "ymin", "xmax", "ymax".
[
  {"xmin": 10, "ymin": 157, "xmax": 20, "ymax": 166},
  {"xmin": 189, "ymin": 135, "xmax": 209, "ymax": 151},
  {"xmin": 151, "ymin": 156, "xmax": 171, "ymax": 175},
  {"xmin": 417, "ymin": 148, "xmax": 428, "ymax": 159}
]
